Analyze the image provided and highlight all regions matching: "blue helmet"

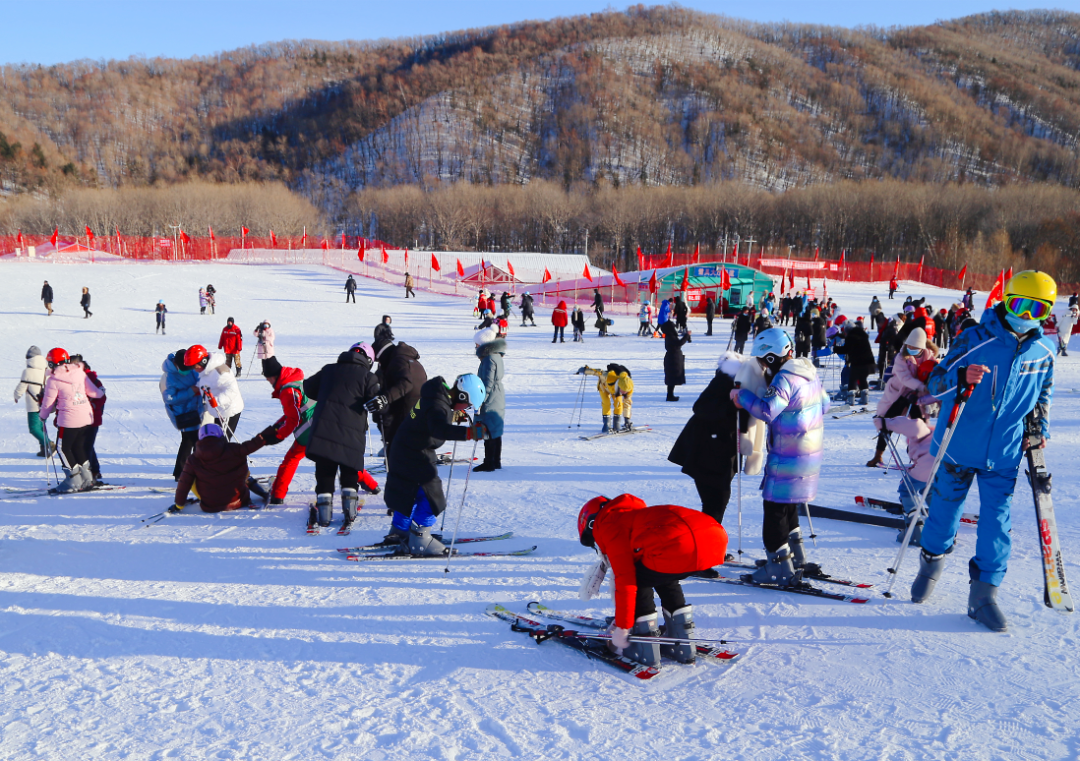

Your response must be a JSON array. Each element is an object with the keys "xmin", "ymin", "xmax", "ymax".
[
  {"xmin": 750, "ymin": 327, "xmax": 794, "ymax": 362},
  {"xmin": 199, "ymin": 423, "xmax": 224, "ymax": 440},
  {"xmin": 453, "ymin": 373, "xmax": 486, "ymax": 409}
]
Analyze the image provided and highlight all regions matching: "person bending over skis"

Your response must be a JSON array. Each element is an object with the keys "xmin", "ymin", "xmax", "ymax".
[
  {"xmin": 911, "ymin": 271, "xmax": 1056, "ymax": 632},
  {"xmin": 171, "ymin": 423, "xmax": 269, "ymax": 513},
  {"xmin": 577, "ymin": 364, "xmax": 634, "ymax": 433},
  {"xmin": 577, "ymin": 493, "xmax": 728, "ymax": 668},
  {"xmin": 731, "ymin": 328, "xmax": 829, "ymax": 586}
]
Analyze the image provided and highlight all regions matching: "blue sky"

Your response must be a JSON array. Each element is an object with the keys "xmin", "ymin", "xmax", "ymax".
[{"xmin": 2, "ymin": 1, "xmax": 1076, "ymax": 67}]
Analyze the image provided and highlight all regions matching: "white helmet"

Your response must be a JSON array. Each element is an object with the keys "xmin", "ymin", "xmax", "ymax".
[{"xmin": 750, "ymin": 328, "xmax": 794, "ymax": 364}]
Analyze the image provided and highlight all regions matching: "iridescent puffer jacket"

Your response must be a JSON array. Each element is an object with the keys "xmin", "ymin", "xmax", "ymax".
[{"xmin": 737, "ymin": 357, "xmax": 830, "ymax": 503}]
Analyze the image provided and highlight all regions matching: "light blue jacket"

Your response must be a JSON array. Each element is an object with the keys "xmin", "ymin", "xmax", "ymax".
[
  {"xmin": 927, "ymin": 305, "xmax": 1054, "ymax": 471},
  {"xmin": 160, "ymin": 354, "xmax": 201, "ymax": 431},
  {"xmin": 738, "ymin": 358, "xmax": 830, "ymax": 503}
]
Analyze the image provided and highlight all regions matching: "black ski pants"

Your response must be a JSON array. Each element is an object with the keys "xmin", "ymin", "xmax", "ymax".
[
  {"xmin": 634, "ymin": 562, "xmax": 690, "ymax": 620},
  {"xmin": 57, "ymin": 425, "xmax": 93, "ymax": 470},
  {"xmin": 693, "ymin": 459, "xmax": 736, "ymax": 524},
  {"xmin": 310, "ymin": 454, "xmax": 360, "ymax": 494},
  {"xmin": 706, "ymin": 316, "xmax": 713, "ymax": 335},
  {"xmin": 86, "ymin": 425, "xmax": 101, "ymax": 478},
  {"xmin": 762, "ymin": 500, "xmax": 801, "ymax": 553},
  {"xmin": 346, "ymin": 291, "xmax": 356, "ymax": 303},
  {"xmin": 174, "ymin": 430, "xmax": 199, "ymax": 480}
]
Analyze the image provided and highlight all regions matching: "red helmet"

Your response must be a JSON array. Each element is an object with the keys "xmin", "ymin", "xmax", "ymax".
[
  {"xmin": 184, "ymin": 345, "xmax": 209, "ymax": 368},
  {"xmin": 46, "ymin": 348, "xmax": 69, "ymax": 367},
  {"xmin": 577, "ymin": 496, "xmax": 610, "ymax": 548},
  {"xmin": 917, "ymin": 359, "xmax": 938, "ymax": 383}
]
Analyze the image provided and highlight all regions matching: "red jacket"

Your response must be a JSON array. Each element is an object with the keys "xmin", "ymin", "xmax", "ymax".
[
  {"xmin": 270, "ymin": 366, "xmax": 308, "ymax": 441},
  {"xmin": 218, "ymin": 324, "xmax": 243, "ymax": 354},
  {"xmin": 552, "ymin": 300, "xmax": 568, "ymax": 327},
  {"xmin": 486, "ymin": 296, "xmax": 496, "ymax": 313},
  {"xmin": 477, "ymin": 294, "xmax": 487, "ymax": 311},
  {"xmin": 592, "ymin": 494, "xmax": 728, "ymax": 629}
]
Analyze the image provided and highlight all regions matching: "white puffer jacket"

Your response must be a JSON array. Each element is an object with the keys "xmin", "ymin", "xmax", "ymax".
[
  {"xmin": 14, "ymin": 354, "xmax": 48, "ymax": 412},
  {"xmin": 717, "ymin": 351, "xmax": 768, "ymax": 476},
  {"xmin": 196, "ymin": 352, "xmax": 245, "ymax": 420}
]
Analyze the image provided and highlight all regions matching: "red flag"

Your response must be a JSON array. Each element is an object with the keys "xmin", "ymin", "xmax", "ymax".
[
  {"xmin": 85, "ymin": 225, "xmax": 94, "ymax": 240},
  {"xmin": 648, "ymin": 270, "xmax": 658, "ymax": 294},
  {"xmin": 208, "ymin": 226, "xmax": 215, "ymax": 240},
  {"xmin": 823, "ymin": 277, "xmax": 828, "ymax": 302},
  {"xmin": 839, "ymin": 249, "xmax": 846, "ymax": 263},
  {"xmin": 270, "ymin": 230, "xmax": 277, "ymax": 247},
  {"xmin": 813, "ymin": 247, "xmax": 819, "ymax": 261},
  {"xmin": 583, "ymin": 264, "xmax": 593, "ymax": 282},
  {"xmin": 242, "ymin": 227, "xmax": 249, "ymax": 237},
  {"xmin": 958, "ymin": 264, "xmax": 968, "ymax": 281},
  {"xmin": 870, "ymin": 251, "xmax": 875, "ymax": 264},
  {"xmin": 1005, "ymin": 267, "xmax": 1013, "ymax": 285},
  {"xmin": 918, "ymin": 254, "xmax": 925, "ymax": 281},
  {"xmin": 662, "ymin": 242, "xmax": 672, "ymax": 268},
  {"xmin": 806, "ymin": 275, "xmax": 812, "ymax": 290},
  {"xmin": 542, "ymin": 267, "xmax": 552, "ymax": 284},
  {"xmin": 431, "ymin": 253, "xmax": 441, "ymax": 272},
  {"xmin": 457, "ymin": 259, "xmax": 465, "ymax": 277},
  {"xmin": 300, "ymin": 229, "xmax": 307, "ymax": 247},
  {"xmin": 612, "ymin": 264, "xmax": 626, "ymax": 287},
  {"xmin": 50, "ymin": 228, "xmax": 58, "ymax": 246},
  {"xmin": 381, "ymin": 246, "xmax": 389, "ymax": 265},
  {"xmin": 893, "ymin": 254, "xmax": 900, "ymax": 278},
  {"xmin": 404, "ymin": 249, "xmax": 409, "ymax": 267},
  {"xmin": 507, "ymin": 260, "xmax": 515, "ymax": 278},
  {"xmin": 720, "ymin": 266, "xmax": 731, "ymax": 291},
  {"xmin": 691, "ymin": 243, "xmax": 699, "ymax": 264},
  {"xmin": 341, "ymin": 233, "xmax": 347, "ymax": 249},
  {"xmin": 788, "ymin": 268, "xmax": 794, "ymax": 291},
  {"xmin": 357, "ymin": 245, "xmax": 365, "ymax": 262},
  {"xmin": 320, "ymin": 239, "xmax": 329, "ymax": 250},
  {"xmin": 181, "ymin": 230, "xmax": 190, "ymax": 245},
  {"xmin": 731, "ymin": 243, "xmax": 738, "ymax": 262},
  {"xmin": 680, "ymin": 267, "xmax": 689, "ymax": 291},
  {"xmin": 16, "ymin": 229, "xmax": 23, "ymax": 247},
  {"xmin": 986, "ymin": 270, "xmax": 1006, "ymax": 308},
  {"xmin": 637, "ymin": 246, "xmax": 645, "ymax": 271}
]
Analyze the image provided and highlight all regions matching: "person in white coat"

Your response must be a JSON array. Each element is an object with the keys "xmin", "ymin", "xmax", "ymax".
[
  {"xmin": 1056, "ymin": 305, "xmax": 1078, "ymax": 357},
  {"xmin": 13, "ymin": 346, "xmax": 52, "ymax": 456},
  {"xmin": 184, "ymin": 345, "xmax": 245, "ymax": 437}
]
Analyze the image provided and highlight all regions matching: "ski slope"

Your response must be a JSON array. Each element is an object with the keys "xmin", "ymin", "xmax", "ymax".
[{"xmin": 1, "ymin": 262, "xmax": 1078, "ymax": 760}]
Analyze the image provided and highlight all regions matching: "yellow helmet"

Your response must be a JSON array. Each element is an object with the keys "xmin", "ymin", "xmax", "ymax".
[{"xmin": 1005, "ymin": 270, "xmax": 1057, "ymax": 304}]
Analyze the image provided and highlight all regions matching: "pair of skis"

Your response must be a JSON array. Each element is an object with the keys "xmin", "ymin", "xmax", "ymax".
[
  {"xmin": 342, "ymin": 531, "xmax": 536, "ymax": 561},
  {"xmin": 580, "ymin": 426, "xmax": 652, "ymax": 442}
]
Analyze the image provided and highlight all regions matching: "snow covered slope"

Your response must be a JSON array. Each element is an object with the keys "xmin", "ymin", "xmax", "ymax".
[{"xmin": 1, "ymin": 263, "xmax": 1078, "ymax": 760}]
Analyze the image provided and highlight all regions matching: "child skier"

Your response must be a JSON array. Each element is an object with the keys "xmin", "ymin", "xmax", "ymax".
[
  {"xmin": 217, "ymin": 317, "xmax": 244, "ymax": 376},
  {"xmin": 155, "ymin": 301, "xmax": 167, "ymax": 334},
  {"xmin": 171, "ymin": 424, "xmax": 269, "ymax": 513},
  {"xmin": 577, "ymin": 364, "xmax": 634, "ymax": 433},
  {"xmin": 39, "ymin": 348, "xmax": 105, "ymax": 493},
  {"xmin": 14, "ymin": 346, "xmax": 50, "ymax": 456}
]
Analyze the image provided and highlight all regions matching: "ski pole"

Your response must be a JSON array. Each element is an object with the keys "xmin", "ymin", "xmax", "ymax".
[
  {"xmin": 42, "ymin": 427, "xmax": 56, "ymax": 486},
  {"xmin": 444, "ymin": 438, "xmax": 480, "ymax": 573},
  {"xmin": 884, "ymin": 385, "xmax": 973, "ymax": 598},
  {"xmin": 439, "ymin": 440, "xmax": 458, "ymax": 532},
  {"xmin": 735, "ymin": 385, "xmax": 743, "ymax": 558},
  {"xmin": 802, "ymin": 502, "xmax": 818, "ymax": 548}
]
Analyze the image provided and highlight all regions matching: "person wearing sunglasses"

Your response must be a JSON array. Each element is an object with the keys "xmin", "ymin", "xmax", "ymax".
[{"xmin": 911, "ymin": 271, "xmax": 1057, "ymax": 632}]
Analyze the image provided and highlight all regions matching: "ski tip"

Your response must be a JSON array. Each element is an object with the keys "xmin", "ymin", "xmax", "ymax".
[{"xmin": 854, "ymin": 496, "xmax": 865, "ymax": 506}]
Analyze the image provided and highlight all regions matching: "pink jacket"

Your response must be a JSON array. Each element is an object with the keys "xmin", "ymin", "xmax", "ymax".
[
  {"xmin": 875, "ymin": 349, "xmax": 934, "ymax": 422},
  {"xmin": 882, "ymin": 416, "xmax": 936, "ymax": 483},
  {"xmin": 39, "ymin": 363, "xmax": 103, "ymax": 428}
]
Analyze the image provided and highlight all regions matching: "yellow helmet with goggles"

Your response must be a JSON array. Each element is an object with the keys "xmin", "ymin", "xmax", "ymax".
[{"xmin": 1004, "ymin": 271, "xmax": 1057, "ymax": 321}]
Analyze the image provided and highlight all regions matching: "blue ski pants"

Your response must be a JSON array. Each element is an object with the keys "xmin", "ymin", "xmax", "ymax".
[
  {"xmin": 391, "ymin": 488, "xmax": 437, "ymax": 532},
  {"xmin": 920, "ymin": 463, "xmax": 1018, "ymax": 587}
]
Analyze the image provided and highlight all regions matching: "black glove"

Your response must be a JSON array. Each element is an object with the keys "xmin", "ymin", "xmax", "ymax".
[
  {"xmin": 167, "ymin": 504, "xmax": 185, "ymax": 515},
  {"xmin": 365, "ymin": 395, "xmax": 389, "ymax": 413},
  {"xmin": 259, "ymin": 425, "xmax": 281, "ymax": 445}
]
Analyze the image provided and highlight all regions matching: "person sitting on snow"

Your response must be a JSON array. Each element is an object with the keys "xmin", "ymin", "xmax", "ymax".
[
  {"xmin": 171, "ymin": 423, "xmax": 269, "ymax": 513},
  {"xmin": 577, "ymin": 363, "xmax": 634, "ymax": 433}
]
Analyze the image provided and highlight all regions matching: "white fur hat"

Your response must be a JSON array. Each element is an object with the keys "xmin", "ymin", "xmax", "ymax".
[{"xmin": 474, "ymin": 327, "xmax": 498, "ymax": 345}]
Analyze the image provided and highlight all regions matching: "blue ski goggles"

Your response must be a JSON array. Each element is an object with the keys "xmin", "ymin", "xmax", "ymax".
[{"xmin": 1004, "ymin": 295, "xmax": 1052, "ymax": 321}]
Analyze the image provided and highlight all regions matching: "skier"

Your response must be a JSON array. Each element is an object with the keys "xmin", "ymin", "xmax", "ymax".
[
  {"xmin": 551, "ymin": 300, "xmax": 568, "ymax": 343},
  {"xmin": 592, "ymin": 288, "xmax": 605, "ymax": 323},
  {"xmin": 302, "ymin": 343, "xmax": 381, "ymax": 530},
  {"xmin": 73, "ymin": 355, "xmax": 107, "ymax": 485},
  {"xmin": 662, "ymin": 322, "xmax": 691, "ymax": 401},
  {"xmin": 752, "ymin": 308, "xmax": 772, "ymax": 338},
  {"xmin": 155, "ymin": 301, "xmax": 167, "ymax": 334},
  {"xmin": 520, "ymin": 292, "xmax": 536, "ymax": 326},
  {"xmin": 500, "ymin": 292, "xmax": 512, "ymax": 320},
  {"xmin": 38, "ymin": 348, "xmax": 105, "ymax": 493},
  {"xmin": 205, "ymin": 284, "xmax": 217, "ymax": 314},
  {"xmin": 199, "ymin": 288, "xmax": 208, "ymax": 315},
  {"xmin": 364, "ymin": 335, "xmax": 428, "ymax": 456},
  {"xmin": 404, "ymin": 271, "xmax": 416, "ymax": 299},
  {"xmin": 889, "ymin": 278, "xmax": 898, "ymax": 299},
  {"xmin": 473, "ymin": 326, "xmax": 506, "ymax": 472},
  {"xmin": 571, "ymin": 306, "xmax": 585, "ymax": 342},
  {"xmin": 733, "ymin": 308, "xmax": 752, "ymax": 353},
  {"xmin": 185, "ymin": 345, "xmax": 245, "ymax": 437},
  {"xmin": 475, "ymin": 290, "xmax": 487, "ymax": 317},
  {"xmin": 867, "ymin": 328, "xmax": 936, "ymax": 468},
  {"xmin": 41, "ymin": 280, "xmax": 53, "ymax": 316},
  {"xmin": 217, "ymin": 317, "xmax": 244, "ymax": 376},
  {"xmin": 161, "ymin": 348, "xmax": 202, "ymax": 480},
  {"xmin": 578, "ymin": 364, "xmax": 634, "ymax": 433},
  {"xmin": 80, "ymin": 287, "xmax": 92, "ymax": 319},
  {"xmin": 730, "ymin": 328, "xmax": 829, "ymax": 586},
  {"xmin": 834, "ymin": 318, "xmax": 877, "ymax": 406},
  {"xmin": 638, "ymin": 301, "xmax": 652, "ymax": 337},
  {"xmin": 14, "ymin": 346, "xmax": 51, "ymax": 456},
  {"xmin": 171, "ymin": 423, "xmax": 269, "ymax": 513},
  {"xmin": 345, "ymin": 274, "xmax": 357, "ymax": 303},
  {"xmin": 704, "ymin": 294, "xmax": 716, "ymax": 336},
  {"xmin": 253, "ymin": 320, "xmax": 275, "ymax": 361},
  {"xmin": 911, "ymin": 271, "xmax": 1057, "ymax": 632},
  {"xmin": 374, "ymin": 315, "xmax": 394, "ymax": 343},
  {"xmin": 577, "ymin": 493, "xmax": 728, "ymax": 667},
  {"xmin": 793, "ymin": 310, "xmax": 812, "ymax": 359},
  {"xmin": 382, "ymin": 374, "xmax": 490, "ymax": 555},
  {"xmin": 668, "ymin": 351, "xmax": 766, "ymax": 523},
  {"xmin": 673, "ymin": 295, "xmax": 688, "ymax": 333},
  {"xmin": 810, "ymin": 308, "xmax": 827, "ymax": 367},
  {"xmin": 880, "ymin": 362, "xmax": 938, "ymax": 545},
  {"xmin": 1059, "ymin": 305, "xmax": 1078, "ymax": 356}
]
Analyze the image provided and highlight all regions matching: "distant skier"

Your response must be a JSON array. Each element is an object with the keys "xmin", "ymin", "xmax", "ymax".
[
  {"xmin": 704, "ymin": 294, "xmax": 716, "ymax": 336},
  {"xmin": 404, "ymin": 271, "xmax": 416, "ymax": 298},
  {"xmin": 733, "ymin": 308, "xmax": 752, "ymax": 353},
  {"xmin": 889, "ymin": 278, "xmax": 898, "ymax": 299},
  {"xmin": 578, "ymin": 364, "xmax": 633, "ymax": 433},
  {"xmin": 1056, "ymin": 305, "xmax": 1077, "ymax": 356},
  {"xmin": 673, "ymin": 295, "xmax": 688, "ymax": 333},
  {"xmin": 13, "ymin": 346, "xmax": 51, "ymax": 456},
  {"xmin": 161, "ymin": 348, "xmax": 202, "ymax": 480},
  {"xmin": 80, "ymin": 287, "xmax": 92, "ymax": 318},
  {"xmin": 731, "ymin": 328, "xmax": 829, "ymax": 586},
  {"xmin": 912, "ymin": 271, "xmax": 1056, "ymax": 632},
  {"xmin": 473, "ymin": 327, "xmax": 506, "ymax": 472},
  {"xmin": 571, "ymin": 306, "xmax": 586, "ymax": 342},
  {"xmin": 551, "ymin": 300, "xmax": 568, "ymax": 343},
  {"xmin": 657, "ymin": 298, "xmax": 671, "ymax": 329},
  {"xmin": 520, "ymin": 292, "xmax": 536, "ymax": 326},
  {"xmin": 155, "ymin": 301, "xmax": 167, "ymax": 334},
  {"xmin": 39, "ymin": 348, "xmax": 105, "ymax": 493},
  {"xmin": 199, "ymin": 288, "xmax": 208, "ymax": 315},
  {"xmin": 345, "ymin": 274, "xmax": 357, "ymax": 303},
  {"xmin": 576, "ymin": 493, "xmax": 728, "ymax": 667},
  {"xmin": 638, "ymin": 301, "xmax": 653, "ymax": 337},
  {"xmin": 374, "ymin": 315, "xmax": 394, "ymax": 343},
  {"xmin": 41, "ymin": 280, "xmax": 53, "ymax": 316},
  {"xmin": 171, "ymin": 424, "xmax": 269, "ymax": 513},
  {"xmin": 593, "ymin": 289, "xmax": 608, "ymax": 336},
  {"xmin": 185, "ymin": 345, "xmax": 245, "ymax": 437},
  {"xmin": 500, "ymin": 292, "xmax": 511, "ymax": 320},
  {"xmin": 217, "ymin": 317, "xmax": 244, "ymax": 376},
  {"xmin": 381, "ymin": 374, "xmax": 489, "ymax": 555},
  {"xmin": 253, "ymin": 319, "xmax": 275, "ymax": 361},
  {"xmin": 205, "ymin": 284, "xmax": 217, "ymax": 314}
]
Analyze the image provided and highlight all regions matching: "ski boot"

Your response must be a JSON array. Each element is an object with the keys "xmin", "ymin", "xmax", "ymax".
[
  {"xmin": 910, "ymin": 549, "xmax": 948, "ymax": 603},
  {"xmin": 858, "ymin": 389, "xmax": 869, "ymax": 406},
  {"xmin": 314, "ymin": 493, "xmax": 333, "ymax": 527},
  {"xmin": 846, "ymin": 390, "xmax": 856, "ymax": 406},
  {"xmin": 624, "ymin": 613, "xmax": 661, "ymax": 668},
  {"xmin": 612, "ymin": 415, "xmax": 623, "ymax": 433},
  {"xmin": 340, "ymin": 488, "xmax": 360, "ymax": 532},
  {"xmin": 897, "ymin": 509, "xmax": 924, "ymax": 545},
  {"xmin": 601, "ymin": 415, "xmax": 612, "ymax": 434},
  {"xmin": 268, "ymin": 496, "xmax": 285, "ymax": 506},
  {"xmin": 382, "ymin": 523, "xmax": 410, "ymax": 550},
  {"xmin": 967, "ymin": 577, "xmax": 1007, "ymax": 632},
  {"xmin": 56, "ymin": 464, "xmax": 92, "ymax": 494},
  {"xmin": 36, "ymin": 444, "xmax": 47, "ymax": 458},
  {"xmin": 408, "ymin": 521, "xmax": 449, "ymax": 557},
  {"xmin": 247, "ymin": 477, "xmax": 269, "ymax": 504},
  {"xmin": 660, "ymin": 606, "xmax": 695, "ymax": 664},
  {"xmin": 746, "ymin": 545, "xmax": 801, "ymax": 586}
]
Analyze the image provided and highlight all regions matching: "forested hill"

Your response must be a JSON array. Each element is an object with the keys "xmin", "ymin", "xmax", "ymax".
[{"xmin": 1, "ymin": 6, "xmax": 1079, "ymax": 205}]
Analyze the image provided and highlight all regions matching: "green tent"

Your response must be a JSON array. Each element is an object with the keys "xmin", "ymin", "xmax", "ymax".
[{"xmin": 643, "ymin": 263, "xmax": 776, "ymax": 315}]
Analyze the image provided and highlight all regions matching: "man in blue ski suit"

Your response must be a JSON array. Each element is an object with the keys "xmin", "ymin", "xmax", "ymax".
[{"xmin": 911, "ymin": 271, "xmax": 1056, "ymax": 632}]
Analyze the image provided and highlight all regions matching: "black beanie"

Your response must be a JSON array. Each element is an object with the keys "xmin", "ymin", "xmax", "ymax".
[{"xmin": 261, "ymin": 356, "xmax": 283, "ymax": 378}]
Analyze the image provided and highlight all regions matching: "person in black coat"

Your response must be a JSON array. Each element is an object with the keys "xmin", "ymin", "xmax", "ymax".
[
  {"xmin": 733, "ymin": 308, "xmax": 753, "ymax": 353},
  {"xmin": 364, "ymin": 338, "xmax": 428, "ymax": 455},
  {"xmin": 41, "ymin": 281, "xmax": 54, "ymax": 316},
  {"xmin": 752, "ymin": 310, "xmax": 772, "ymax": 337},
  {"xmin": 520, "ymin": 292, "xmax": 536, "ymax": 326},
  {"xmin": 373, "ymin": 315, "xmax": 394, "ymax": 343},
  {"xmin": 668, "ymin": 366, "xmax": 745, "ymax": 523},
  {"xmin": 80, "ymin": 287, "xmax": 92, "ymax": 318},
  {"xmin": 673, "ymin": 296, "xmax": 689, "ymax": 332},
  {"xmin": 810, "ymin": 311, "xmax": 827, "ymax": 366},
  {"xmin": 793, "ymin": 312, "xmax": 812, "ymax": 358},
  {"xmin": 662, "ymin": 321, "xmax": 691, "ymax": 401},
  {"xmin": 383, "ymin": 375, "xmax": 489, "ymax": 555},
  {"xmin": 835, "ymin": 320, "xmax": 877, "ymax": 404},
  {"xmin": 704, "ymin": 295, "xmax": 716, "ymax": 335},
  {"xmin": 345, "ymin": 275, "xmax": 357, "ymax": 303},
  {"xmin": 301, "ymin": 344, "xmax": 380, "ymax": 528}
]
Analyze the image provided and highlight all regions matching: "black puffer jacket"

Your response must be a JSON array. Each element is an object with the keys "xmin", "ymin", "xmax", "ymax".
[
  {"xmin": 303, "ymin": 351, "xmax": 380, "ymax": 471},
  {"xmin": 375, "ymin": 342, "xmax": 427, "ymax": 444},
  {"xmin": 734, "ymin": 313, "xmax": 752, "ymax": 339},
  {"xmin": 668, "ymin": 370, "xmax": 745, "ymax": 480},
  {"xmin": 837, "ymin": 325, "xmax": 876, "ymax": 369},
  {"xmin": 387, "ymin": 377, "xmax": 471, "ymax": 495},
  {"xmin": 662, "ymin": 322, "xmax": 690, "ymax": 386}
]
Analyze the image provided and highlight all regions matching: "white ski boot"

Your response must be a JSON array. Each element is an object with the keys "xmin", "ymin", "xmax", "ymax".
[
  {"xmin": 340, "ymin": 488, "xmax": 359, "ymax": 530},
  {"xmin": 315, "ymin": 493, "xmax": 333, "ymax": 527}
]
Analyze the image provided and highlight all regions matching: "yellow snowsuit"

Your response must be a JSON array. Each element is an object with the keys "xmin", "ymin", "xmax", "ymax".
[{"xmin": 583, "ymin": 366, "xmax": 633, "ymax": 419}]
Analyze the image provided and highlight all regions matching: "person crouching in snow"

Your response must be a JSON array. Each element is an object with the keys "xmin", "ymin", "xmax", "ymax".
[
  {"xmin": 866, "ymin": 328, "xmax": 936, "ymax": 468},
  {"xmin": 577, "ymin": 363, "xmax": 633, "ymax": 433},
  {"xmin": 879, "ymin": 371, "xmax": 938, "ymax": 545},
  {"xmin": 171, "ymin": 424, "xmax": 269, "ymax": 513},
  {"xmin": 730, "ymin": 328, "xmax": 829, "ymax": 586},
  {"xmin": 668, "ymin": 351, "xmax": 766, "ymax": 524},
  {"xmin": 577, "ymin": 494, "xmax": 728, "ymax": 667},
  {"xmin": 185, "ymin": 345, "xmax": 244, "ymax": 437}
]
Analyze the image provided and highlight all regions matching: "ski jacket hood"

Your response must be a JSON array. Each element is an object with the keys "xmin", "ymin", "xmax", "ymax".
[
  {"xmin": 39, "ymin": 362, "xmax": 103, "ymax": 428},
  {"xmin": 552, "ymin": 301, "xmax": 568, "ymax": 327},
  {"xmin": 272, "ymin": 366, "xmax": 305, "ymax": 397},
  {"xmin": 926, "ymin": 303, "xmax": 1054, "ymax": 471},
  {"xmin": 270, "ymin": 366, "xmax": 313, "ymax": 445}
]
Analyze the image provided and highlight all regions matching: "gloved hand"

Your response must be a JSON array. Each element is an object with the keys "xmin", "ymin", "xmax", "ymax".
[
  {"xmin": 364, "ymin": 395, "xmax": 389, "ymax": 413},
  {"xmin": 258, "ymin": 425, "xmax": 281, "ymax": 445},
  {"xmin": 167, "ymin": 504, "xmax": 185, "ymax": 515},
  {"xmin": 453, "ymin": 410, "xmax": 470, "ymax": 424},
  {"xmin": 607, "ymin": 623, "xmax": 631, "ymax": 652},
  {"xmin": 466, "ymin": 421, "xmax": 490, "ymax": 441},
  {"xmin": 576, "ymin": 365, "xmax": 591, "ymax": 375}
]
